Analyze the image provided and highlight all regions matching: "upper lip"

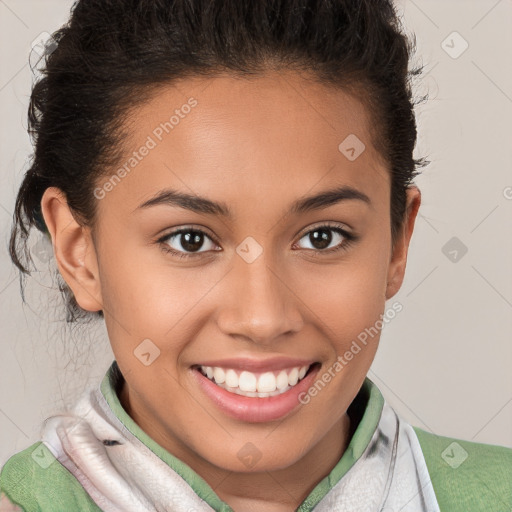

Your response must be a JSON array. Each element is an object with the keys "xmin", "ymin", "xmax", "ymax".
[{"xmin": 193, "ymin": 357, "xmax": 318, "ymax": 372}]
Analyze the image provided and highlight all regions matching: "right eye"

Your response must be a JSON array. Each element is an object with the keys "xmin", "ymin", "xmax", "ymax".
[{"xmin": 157, "ymin": 227, "xmax": 221, "ymax": 260}]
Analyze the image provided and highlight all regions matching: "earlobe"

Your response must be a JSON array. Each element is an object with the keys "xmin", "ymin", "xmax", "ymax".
[
  {"xmin": 40, "ymin": 187, "xmax": 103, "ymax": 312},
  {"xmin": 385, "ymin": 186, "xmax": 421, "ymax": 300}
]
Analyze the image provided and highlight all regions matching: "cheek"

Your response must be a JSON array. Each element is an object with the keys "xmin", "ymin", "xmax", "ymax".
[
  {"xmin": 301, "ymin": 253, "xmax": 388, "ymax": 337},
  {"xmin": 98, "ymin": 236, "xmax": 221, "ymax": 352},
  {"xmin": 96, "ymin": 234, "xmax": 172, "ymax": 338},
  {"xmin": 100, "ymin": 262, "xmax": 184, "ymax": 335},
  {"xmin": 299, "ymin": 249, "xmax": 390, "ymax": 386}
]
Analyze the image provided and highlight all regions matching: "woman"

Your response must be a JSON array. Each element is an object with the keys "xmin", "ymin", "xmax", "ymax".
[{"xmin": 1, "ymin": 0, "xmax": 511, "ymax": 510}]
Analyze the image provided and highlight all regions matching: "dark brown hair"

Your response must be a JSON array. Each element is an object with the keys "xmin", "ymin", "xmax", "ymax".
[{"xmin": 9, "ymin": 0, "xmax": 429, "ymax": 321}]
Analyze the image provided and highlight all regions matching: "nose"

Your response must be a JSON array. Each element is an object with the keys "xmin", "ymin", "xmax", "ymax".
[{"xmin": 215, "ymin": 249, "xmax": 304, "ymax": 346}]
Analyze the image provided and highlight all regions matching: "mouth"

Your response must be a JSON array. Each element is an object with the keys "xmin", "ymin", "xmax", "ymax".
[
  {"xmin": 194, "ymin": 363, "xmax": 319, "ymax": 397},
  {"xmin": 191, "ymin": 361, "xmax": 322, "ymax": 423}
]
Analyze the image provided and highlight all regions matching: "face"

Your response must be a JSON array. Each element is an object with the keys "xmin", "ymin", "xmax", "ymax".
[{"xmin": 42, "ymin": 70, "xmax": 420, "ymax": 481}]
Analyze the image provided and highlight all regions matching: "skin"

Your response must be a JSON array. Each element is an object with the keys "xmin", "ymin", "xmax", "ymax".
[{"xmin": 41, "ymin": 70, "xmax": 420, "ymax": 512}]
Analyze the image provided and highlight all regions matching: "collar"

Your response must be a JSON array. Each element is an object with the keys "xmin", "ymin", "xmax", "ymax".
[
  {"xmin": 99, "ymin": 360, "xmax": 385, "ymax": 510},
  {"xmin": 41, "ymin": 360, "xmax": 439, "ymax": 511}
]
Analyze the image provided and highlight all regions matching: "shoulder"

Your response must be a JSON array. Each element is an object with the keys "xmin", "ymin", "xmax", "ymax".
[
  {"xmin": 413, "ymin": 426, "xmax": 512, "ymax": 512},
  {"xmin": 0, "ymin": 442, "xmax": 102, "ymax": 512}
]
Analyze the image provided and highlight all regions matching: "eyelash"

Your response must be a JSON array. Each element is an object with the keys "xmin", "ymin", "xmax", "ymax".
[{"xmin": 156, "ymin": 222, "xmax": 358, "ymax": 261}]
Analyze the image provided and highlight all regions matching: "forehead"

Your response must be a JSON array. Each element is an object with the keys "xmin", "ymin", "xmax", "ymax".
[{"xmin": 100, "ymin": 71, "xmax": 390, "ymax": 217}]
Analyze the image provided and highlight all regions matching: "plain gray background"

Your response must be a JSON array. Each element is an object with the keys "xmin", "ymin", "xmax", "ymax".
[{"xmin": 1, "ymin": 0, "xmax": 511, "ymax": 467}]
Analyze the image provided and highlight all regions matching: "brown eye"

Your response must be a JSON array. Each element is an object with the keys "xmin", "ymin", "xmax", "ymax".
[
  {"xmin": 295, "ymin": 224, "xmax": 357, "ymax": 255},
  {"xmin": 158, "ymin": 227, "xmax": 220, "ymax": 259}
]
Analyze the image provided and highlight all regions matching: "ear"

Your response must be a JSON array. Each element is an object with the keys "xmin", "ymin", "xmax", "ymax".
[
  {"xmin": 385, "ymin": 186, "xmax": 421, "ymax": 300},
  {"xmin": 40, "ymin": 187, "xmax": 103, "ymax": 312}
]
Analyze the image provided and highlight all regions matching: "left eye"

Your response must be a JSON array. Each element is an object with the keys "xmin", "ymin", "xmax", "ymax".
[{"xmin": 295, "ymin": 225, "xmax": 352, "ymax": 252}]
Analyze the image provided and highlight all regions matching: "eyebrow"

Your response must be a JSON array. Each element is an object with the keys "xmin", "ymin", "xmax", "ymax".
[{"xmin": 135, "ymin": 185, "xmax": 371, "ymax": 217}]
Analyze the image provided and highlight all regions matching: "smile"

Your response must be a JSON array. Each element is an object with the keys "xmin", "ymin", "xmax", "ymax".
[
  {"xmin": 198, "ymin": 364, "xmax": 311, "ymax": 398},
  {"xmin": 192, "ymin": 360, "xmax": 321, "ymax": 422}
]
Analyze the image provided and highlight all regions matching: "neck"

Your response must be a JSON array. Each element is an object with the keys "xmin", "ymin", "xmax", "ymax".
[
  {"xmin": 214, "ymin": 413, "xmax": 352, "ymax": 511},
  {"xmin": 120, "ymin": 382, "xmax": 352, "ymax": 511}
]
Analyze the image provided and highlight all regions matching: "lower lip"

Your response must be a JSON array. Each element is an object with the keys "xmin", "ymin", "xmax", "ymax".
[{"xmin": 192, "ymin": 364, "xmax": 320, "ymax": 423}]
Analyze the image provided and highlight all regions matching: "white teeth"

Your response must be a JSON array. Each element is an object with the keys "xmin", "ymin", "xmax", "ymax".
[
  {"xmin": 288, "ymin": 367, "xmax": 299, "ymax": 386},
  {"xmin": 257, "ymin": 372, "xmax": 276, "ymax": 393},
  {"xmin": 225, "ymin": 369, "xmax": 238, "ymax": 388},
  {"xmin": 276, "ymin": 370, "xmax": 289, "ymax": 389},
  {"xmin": 200, "ymin": 363, "xmax": 313, "ymax": 398},
  {"xmin": 213, "ymin": 367, "xmax": 225, "ymax": 384},
  {"xmin": 239, "ymin": 371, "xmax": 257, "ymax": 392},
  {"xmin": 215, "ymin": 380, "xmax": 292, "ymax": 397}
]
